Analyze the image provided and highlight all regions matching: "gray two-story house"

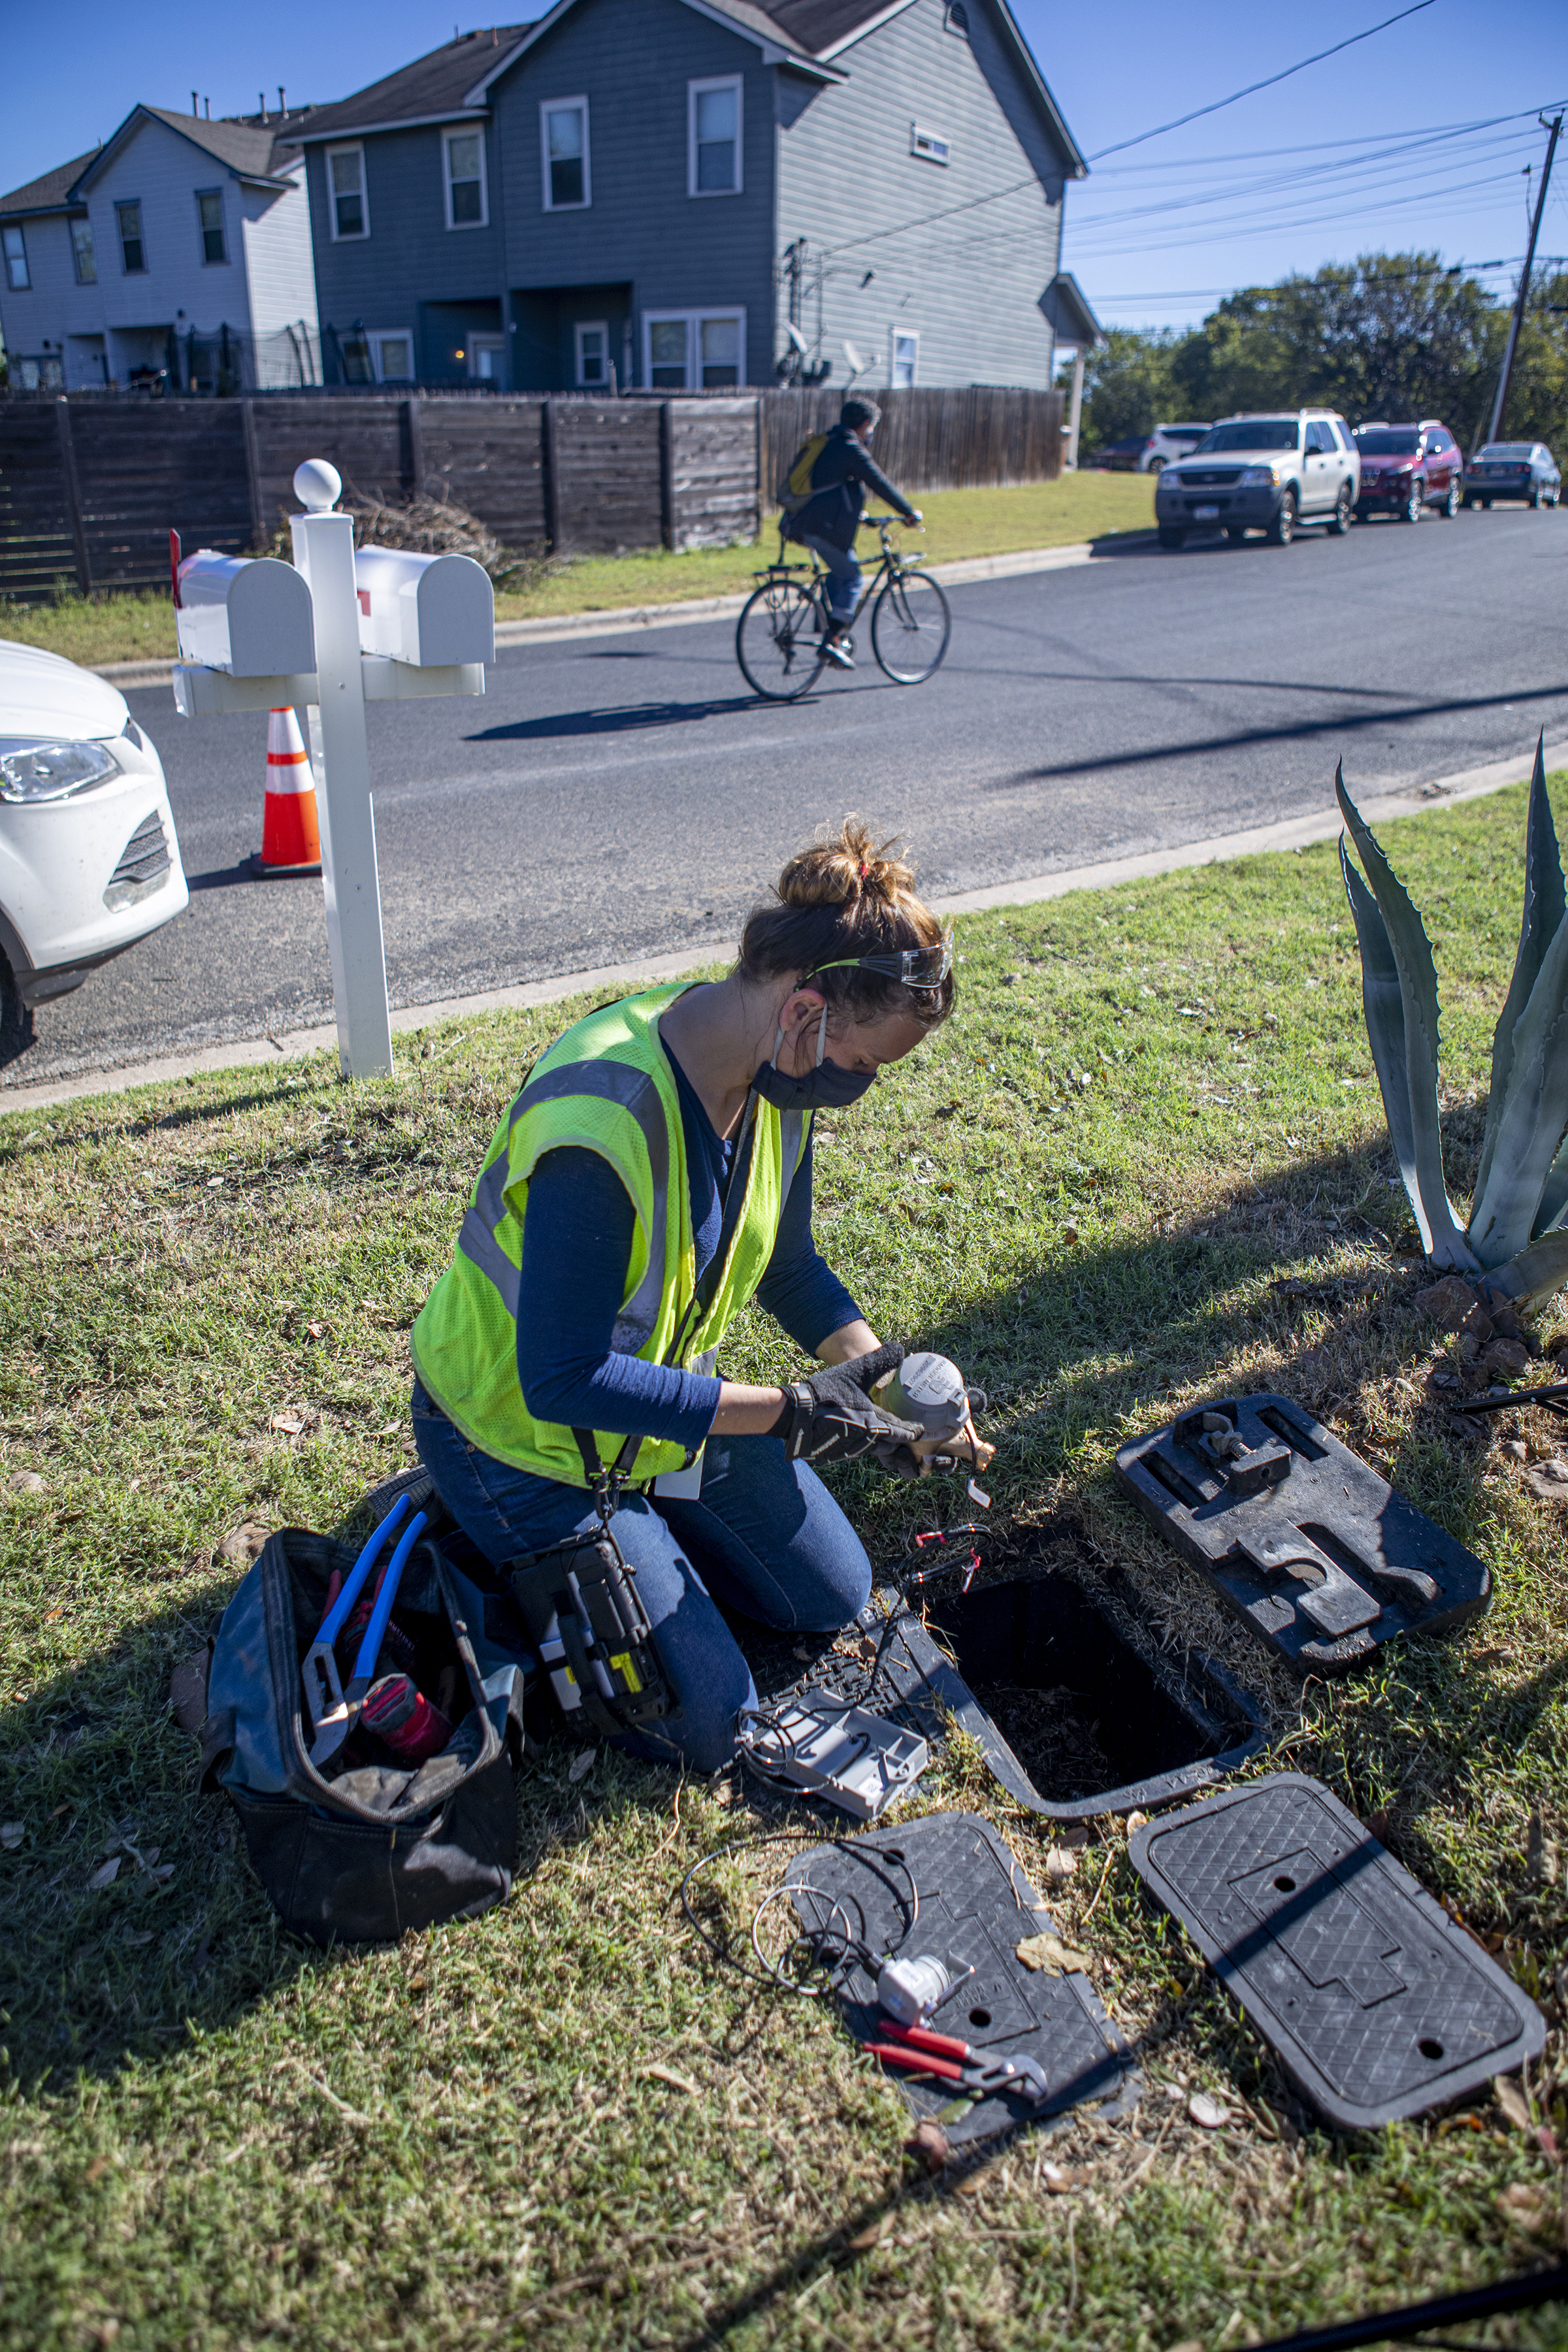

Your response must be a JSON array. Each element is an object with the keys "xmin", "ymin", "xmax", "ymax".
[{"xmin": 293, "ymin": 0, "xmax": 1086, "ymax": 395}]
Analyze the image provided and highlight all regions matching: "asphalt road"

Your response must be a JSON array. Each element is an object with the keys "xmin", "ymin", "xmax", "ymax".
[{"xmin": 8, "ymin": 501, "xmax": 1566, "ymax": 1089}]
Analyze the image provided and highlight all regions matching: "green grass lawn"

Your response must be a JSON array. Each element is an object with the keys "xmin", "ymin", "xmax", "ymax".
[
  {"xmin": 3, "ymin": 774, "xmax": 1567, "ymax": 2349},
  {"xmin": 0, "ymin": 475, "xmax": 1155, "ymax": 671}
]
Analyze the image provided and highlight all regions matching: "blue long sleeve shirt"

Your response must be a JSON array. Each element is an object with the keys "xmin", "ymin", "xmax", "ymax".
[{"xmin": 515, "ymin": 1045, "xmax": 862, "ymax": 1454}]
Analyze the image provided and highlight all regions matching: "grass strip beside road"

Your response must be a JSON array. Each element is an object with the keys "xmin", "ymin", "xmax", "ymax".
[
  {"xmin": 0, "ymin": 474, "xmax": 1155, "ymax": 670},
  {"xmin": 3, "ymin": 776, "xmax": 1565, "ymax": 2349}
]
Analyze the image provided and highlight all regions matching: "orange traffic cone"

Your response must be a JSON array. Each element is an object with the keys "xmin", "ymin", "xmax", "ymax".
[{"xmin": 249, "ymin": 706, "xmax": 322, "ymax": 879}]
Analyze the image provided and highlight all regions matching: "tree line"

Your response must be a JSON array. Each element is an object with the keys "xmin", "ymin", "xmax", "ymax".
[{"xmin": 1071, "ymin": 252, "xmax": 1568, "ymax": 454}]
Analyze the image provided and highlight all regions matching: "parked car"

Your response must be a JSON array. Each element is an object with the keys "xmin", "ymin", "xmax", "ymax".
[
  {"xmin": 1154, "ymin": 410, "xmax": 1359, "ymax": 547},
  {"xmin": 1352, "ymin": 420, "xmax": 1463, "ymax": 520},
  {"xmin": 1463, "ymin": 442, "xmax": 1561, "ymax": 509},
  {"xmin": 1138, "ymin": 421, "xmax": 1213, "ymax": 472},
  {"xmin": 0, "ymin": 639, "xmax": 188, "ymax": 1043},
  {"xmin": 1086, "ymin": 433, "xmax": 1149, "ymax": 472}
]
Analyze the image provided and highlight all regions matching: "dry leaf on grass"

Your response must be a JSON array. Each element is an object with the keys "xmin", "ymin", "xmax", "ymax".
[
  {"xmin": 168, "ymin": 1654, "xmax": 208, "ymax": 1735},
  {"xmin": 568, "ymin": 1748, "xmax": 596, "ymax": 1784},
  {"xmin": 1041, "ymin": 2162, "xmax": 1091, "ymax": 2194},
  {"xmin": 1526, "ymin": 1460, "xmax": 1568, "ymax": 1502},
  {"xmin": 956, "ymin": 2155, "xmax": 1011, "ymax": 2199},
  {"xmin": 0, "ymin": 1822, "xmax": 24, "ymax": 1850},
  {"xmin": 1017, "ymin": 1931, "xmax": 1091, "ymax": 1975},
  {"xmin": 5, "ymin": 1469, "xmax": 44, "ymax": 1495},
  {"xmin": 1497, "ymin": 2181, "xmax": 1553, "ymax": 2232},
  {"xmin": 1043, "ymin": 1846, "xmax": 1079, "ymax": 1882},
  {"xmin": 1188, "ymin": 2091, "xmax": 1230, "ymax": 2129},
  {"xmin": 844, "ymin": 2215, "xmax": 887, "ymax": 2252},
  {"xmin": 123, "ymin": 1929, "xmax": 154, "ymax": 1948},
  {"xmin": 1494, "ymin": 2077, "xmax": 1533, "ymax": 2133},
  {"xmin": 642, "ymin": 2063, "xmax": 699, "ymax": 2097},
  {"xmin": 218, "ymin": 1522, "xmax": 270, "ymax": 1566},
  {"xmin": 86, "ymin": 1857, "xmax": 121, "ymax": 1890},
  {"xmin": 904, "ymin": 2119, "xmax": 949, "ymax": 2173},
  {"xmin": 1125, "ymin": 1810, "xmax": 1149, "ymax": 1837}
]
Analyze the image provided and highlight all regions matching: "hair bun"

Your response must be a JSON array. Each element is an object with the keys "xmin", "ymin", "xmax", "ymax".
[{"xmin": 777, "ymin": 817, "xmax": 915, "ymax": 909}]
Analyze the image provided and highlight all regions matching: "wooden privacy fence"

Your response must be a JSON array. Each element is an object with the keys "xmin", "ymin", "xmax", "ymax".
[{"xmin": 0, "ymin": 385, "xmax": 1060, "ymax": 602}]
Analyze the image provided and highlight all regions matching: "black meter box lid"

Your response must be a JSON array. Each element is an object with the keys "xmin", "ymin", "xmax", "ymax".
[{"xmin": 1130, "ymin": 1776, "xmax": 1543, "ymax": 2130}]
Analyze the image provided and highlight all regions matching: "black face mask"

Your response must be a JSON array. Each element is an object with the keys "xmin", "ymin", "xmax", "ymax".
[{"xmin": 751, "ymin": 1007, "xmax": 876, "ymax": 1112}]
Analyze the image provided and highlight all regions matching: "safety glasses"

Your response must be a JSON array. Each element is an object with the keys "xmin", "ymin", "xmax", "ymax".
[{"xmin": 811, "ymin": 930, "xmax": 954, "ymax": 990}]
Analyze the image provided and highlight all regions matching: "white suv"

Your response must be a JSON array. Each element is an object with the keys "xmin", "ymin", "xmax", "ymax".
[
  {"xmin": 1, "ymin": 640, "xmax": 188, "ymax": 1051},
  {"xmin": 1154, "ymin": 410, "xmax": 1360, "ymax": 547},
  {"xmin": 1139, "ymin": 422, "xmax": 1212, "ymax": 472}
]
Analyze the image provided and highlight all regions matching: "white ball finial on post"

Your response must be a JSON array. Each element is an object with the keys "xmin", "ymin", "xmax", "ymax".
[{"xmin": 293, "ymin": 459, "xmax": 342, "ymax": 513}]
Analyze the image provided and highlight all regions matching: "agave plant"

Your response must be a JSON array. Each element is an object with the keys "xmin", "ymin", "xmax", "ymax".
[{"xmin": 1338, "ymin": 734, "xmax": 1568, "ymax": 1315}]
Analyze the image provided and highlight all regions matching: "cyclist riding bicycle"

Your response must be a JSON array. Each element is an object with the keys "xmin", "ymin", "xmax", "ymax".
[{"xmin": 782, "ymin": 399, "xmax": 922, "ymax": 670}]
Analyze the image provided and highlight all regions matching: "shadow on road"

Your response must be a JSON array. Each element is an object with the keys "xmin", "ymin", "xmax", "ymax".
[
  {"xmin": 467, "ymin": 690, "xmax": 866, "ymax": 742},
  {"xmin": 988, "ymin": 680, "xmax": 1568, "ymax": 785}
]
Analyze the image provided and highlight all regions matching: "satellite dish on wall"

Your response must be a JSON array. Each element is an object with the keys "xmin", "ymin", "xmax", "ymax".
[
  {"xmin": 842, "ymin": 340, "xmax": 864, "ymax": 373},
  {"xmin": 785, "ymin": 321, "xmax": 808, "ymax": 355}
]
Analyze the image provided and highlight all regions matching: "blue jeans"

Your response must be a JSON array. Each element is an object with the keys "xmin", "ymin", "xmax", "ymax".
[
  {"xmin": 410, "ymin": 1381, "xmax": 871, "ymax": 1774},
  {"xmin": 800, "ymin": 534, "xmax": 860, "ymax": 624}
]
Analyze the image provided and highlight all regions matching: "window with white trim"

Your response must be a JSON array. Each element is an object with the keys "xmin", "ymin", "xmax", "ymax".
[
  {"xmin": 642, "ymin": 308, "xmax": 745, "ymax": 391},
  {"xmin": 71, "ymin": 218, "xmax": 96, "ymax": 284},
  {"xmin": 542, "ymin": 98, "xmax": 589, "ymax": 210},
  {"xmin": 369, "ymin": 330, "xmax": 414, "ymax": 382},
  {"xmin": 444, "ymin": 126, "xmax": 487, "ymax": 228},
  {"xmin": 197, "ymin": 189, "xmax": 227, "ymax": 264},
  {"xmin": 3, "ymin": 225, "xmax": 29, "ymax": 291},
  {"xmin": 116, "ymin": 201, "xmax": 145, "ymax": 272},
  {"xmin": 910, "ymin": 123, "xmax": 950, "ymax": 165},
  {"xmin": 689, "ymin": 76, "xmax": 742, "ymax": 195},
  {"xmin": 327, "ymin": 145, "xmax": 368, "ymax": 239},
  {"xmin": 890, "ymin": 330, "xmax": 918, "ymax": 389},
  {"xmin": 575, "ymin": 320, "xmax": 610, "ymax": 387}
]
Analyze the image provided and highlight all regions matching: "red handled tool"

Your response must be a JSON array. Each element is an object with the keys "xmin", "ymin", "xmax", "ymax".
[{"xmin": 864, "ymin": 2017, "xmax": 1050, "ymax": 2104}]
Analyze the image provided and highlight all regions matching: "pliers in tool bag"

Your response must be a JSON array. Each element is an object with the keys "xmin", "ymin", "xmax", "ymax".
[{"xmin": 864, "ymin": 2018, "xmax": 1051, "ymax": 2106}]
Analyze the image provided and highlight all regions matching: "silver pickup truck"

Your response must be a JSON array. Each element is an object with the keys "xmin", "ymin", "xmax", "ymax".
[{"xmin": 1155, "ymin": 410, "xmax": 1360, "ymax": 547}]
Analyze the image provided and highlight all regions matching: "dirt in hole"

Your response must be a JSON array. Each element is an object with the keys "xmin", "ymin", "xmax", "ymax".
[{"xmin": 970, "ymin": 1680, "xmax": 1117, "ymax": 1801}]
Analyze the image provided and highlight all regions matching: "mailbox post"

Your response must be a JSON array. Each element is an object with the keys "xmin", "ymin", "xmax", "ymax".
[{"xmin": 172, "ymin": 458, "xmax": 494, "ymax": 1081}]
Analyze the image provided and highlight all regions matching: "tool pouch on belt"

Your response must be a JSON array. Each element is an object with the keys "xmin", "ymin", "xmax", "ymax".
[{"xmin": 508, "ymin": 1529, "xmax": 678, "ymax": 1741}]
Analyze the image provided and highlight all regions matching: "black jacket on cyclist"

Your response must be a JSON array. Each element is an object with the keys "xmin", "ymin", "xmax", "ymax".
[{"xmin": 785, "ymin": 424, "xmax": 919, "ymax": 553}]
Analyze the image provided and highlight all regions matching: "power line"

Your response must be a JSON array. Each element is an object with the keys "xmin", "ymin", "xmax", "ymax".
[{"xmin": 1085, "ymin": 0, "xmax": 1437, "ymax": 162}]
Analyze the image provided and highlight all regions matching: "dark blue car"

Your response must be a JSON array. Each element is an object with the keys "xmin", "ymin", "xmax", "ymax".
[{"xmin": 1463, "ymin": 442, "xmax": 1561, "ymax": 509}]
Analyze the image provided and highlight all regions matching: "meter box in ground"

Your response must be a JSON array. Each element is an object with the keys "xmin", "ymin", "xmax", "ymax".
[
  {"xmin": 174, "ymin": 552, "xmax": 316, "ymax": 678},
  {"xmin": 352, "ymin": 547, "xmax": 495, "ymax": 668}
]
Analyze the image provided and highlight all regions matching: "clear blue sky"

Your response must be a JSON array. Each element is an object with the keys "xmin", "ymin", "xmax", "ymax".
[{"xmin": 4, "ymin": 0, "xmax": 1565, "ymax": 331}]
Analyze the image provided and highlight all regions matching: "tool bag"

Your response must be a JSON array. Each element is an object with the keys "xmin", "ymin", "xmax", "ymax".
[
  {"xmin": 195, "ymin": 1473, "xmax": 531, "ymax": 1946},
  {"xmin": 776, "ymin": 431, "xmax": 830, "ymax": 519}
]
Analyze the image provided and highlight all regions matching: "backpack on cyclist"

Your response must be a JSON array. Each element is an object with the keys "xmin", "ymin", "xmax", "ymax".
[{"xmin": 777, "ymin": 431, "xmax": 830, "ymax": 519}]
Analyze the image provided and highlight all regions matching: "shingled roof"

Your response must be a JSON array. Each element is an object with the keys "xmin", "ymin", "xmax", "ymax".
[
  {"xmin": 296, "ymin": 26, "xmax": 534, "ymax": 141},
  {"xmin": 0, "ymin": 152, "xmax": 101, "ymax": 216}
]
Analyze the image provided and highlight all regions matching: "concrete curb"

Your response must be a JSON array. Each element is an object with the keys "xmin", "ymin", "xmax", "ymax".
[
  {"xmin": 5, "ymin": 730, "xmax": 1561, "ymax": 1119},
  {"xmin": 87, "ymin": 536, "xmax": 1139, "ymax": 687}
]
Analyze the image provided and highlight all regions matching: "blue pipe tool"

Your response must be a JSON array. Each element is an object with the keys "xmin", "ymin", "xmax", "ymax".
[
  {"xmin": 309, "ymin": 1511, "xmax": 428, "ymax": 1769},
  {"xmin": 301, "ymin": 1494, "xmax": 408, "ymax": 1757}
]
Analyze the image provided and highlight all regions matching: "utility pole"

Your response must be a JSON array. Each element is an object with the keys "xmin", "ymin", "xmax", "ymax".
[{"xmin": 1484, "ymin": 112, "xmax": 1561, "ymax": 449}]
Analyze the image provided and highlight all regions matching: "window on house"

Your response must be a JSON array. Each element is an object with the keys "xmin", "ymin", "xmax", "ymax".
[
  {"xmin": 372, "ymin": 331, "xmax": 414, "ymax": 382},
  {"xmin": 642, "ymin": 308, "xmax": 745, "ymax": 391},
  {"xmin": 910, "ymin": 124, "xmax": 951, "ymax": 165},
  {"xmin": 71, "ymin": 218, "xmax": 96, "ymax": 283},
  {"xmin": 542, "ymin": 99, "xmax": 589, "ymax": 209},
  {"xmin": 575, "ymin": 320, "xmax": 609, "ymax": 387},
  {"xmin": 444, "ymin": 127, "xmax": 487, "ymax": 227},
  {"xmin": 891, "ymin": 331, "xmax": 918, "ymax": 389},
  {"xmin": 2, "ymin": 225, "xmax": 29, "ymax": 291},
  {"xmin": 689, "ymin": 77, "xmax": 742, "ymax": 195},
  {"xmin": 197, "ymin": 189, "xmax": 227, "ymax": 264},
  {"xmin": 116, "ymin": 201, "xmax": 145, "ymax": 272},
  {"xmin": 328, "ymin": 146, "xmax": 367, "ymax": 238}
]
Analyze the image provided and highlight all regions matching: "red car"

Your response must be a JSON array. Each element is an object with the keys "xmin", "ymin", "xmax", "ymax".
[{"xmin": 1352, "ymin": 419, "xmax": 1464, "ymax": 521}]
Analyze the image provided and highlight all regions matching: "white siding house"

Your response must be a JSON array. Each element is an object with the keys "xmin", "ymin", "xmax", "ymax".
[{"xmin": 0, "ymin": 106, "xmax": 321, "ymax": 393}]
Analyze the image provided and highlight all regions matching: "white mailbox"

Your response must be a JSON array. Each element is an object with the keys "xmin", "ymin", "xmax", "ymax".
[
  {"xmin": 175, "ymin": 551, "xmax": 317, "ymax": 678},
  {"xmin": 353, "ymin": 546, "xmax": 495, "ymax": 668}
]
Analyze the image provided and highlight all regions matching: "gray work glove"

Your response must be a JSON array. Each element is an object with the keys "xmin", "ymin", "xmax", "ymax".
[{"xmin": 773, "ymin": 1341, "xmax": 923, "ymax": 1474}]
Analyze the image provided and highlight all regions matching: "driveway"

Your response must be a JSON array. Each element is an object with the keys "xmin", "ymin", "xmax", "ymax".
[{"xmin": 6, "ymin": 502, "xmax": 1565, "ymax": 1088}]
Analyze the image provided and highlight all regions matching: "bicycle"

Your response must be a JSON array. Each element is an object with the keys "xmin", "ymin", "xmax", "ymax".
[{"xmin": 735, "ymin": 515, "xmax": 952, "ymax": 702}]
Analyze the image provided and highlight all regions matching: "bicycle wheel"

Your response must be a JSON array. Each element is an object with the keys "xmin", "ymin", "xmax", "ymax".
[
  {"xmin": 871, "ymin": 570, "xmax": 951, "ymax": 683},
  {"xmin": 736, "ymin": 578, "xmax": 826, "ymax": 700}
]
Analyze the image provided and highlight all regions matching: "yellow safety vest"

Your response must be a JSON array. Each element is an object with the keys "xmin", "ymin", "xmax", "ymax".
[{"xmin": 410, "ymin": 983, "xmax": 809, "ymax": 1488}]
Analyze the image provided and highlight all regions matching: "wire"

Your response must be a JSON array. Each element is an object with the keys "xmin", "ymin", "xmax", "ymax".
[
  {"xmin": 1085, "ymin": 0, "xmax": 1437, "ymax": 162},
  {"xmin": 678, "ymin": 1828, "xmax": 920, "ymax": 1999}
]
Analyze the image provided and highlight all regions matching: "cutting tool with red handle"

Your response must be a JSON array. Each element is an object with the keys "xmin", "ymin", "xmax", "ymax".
[{"xmin": 864, "ymin": 2017, "xmax": 1050, "ymax": 2104}]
